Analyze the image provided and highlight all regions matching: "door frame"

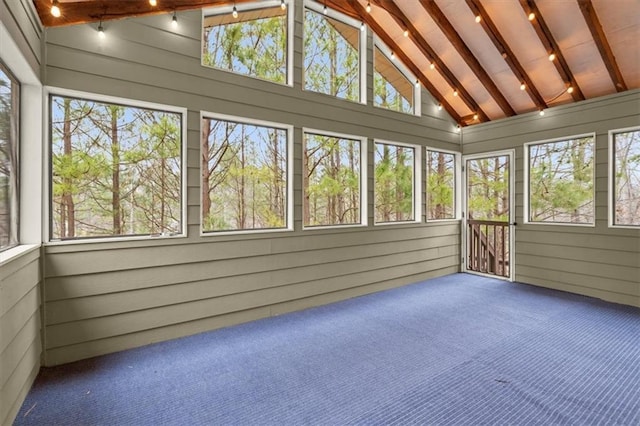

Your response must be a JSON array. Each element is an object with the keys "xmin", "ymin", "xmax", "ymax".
[{"xmin": 461, "ymin": 149, "xmax": 516, "ymax": 282}]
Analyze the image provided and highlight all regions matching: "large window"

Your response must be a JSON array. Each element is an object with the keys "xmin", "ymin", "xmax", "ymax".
[
  {"xmin": 427, "ymin": 149, "xmax": 457, "ymax": 220},
  {"xmin": 202, "ymin": 1, "xmax": 292, "ymax": 85},
  {"xmin": 373, "ymin": 42, "xmax": 419, "ymax": 115},
  {"xmin": 526, "ymin": 134, "xmax": 595, "ymax": 225},
  {"xmin": 374, "ymin": 141, "xmax": 418, "ymax": 223},
  {"xmin": 303, "ymin": 2, "xmax": 364, "ymax": 102},
  {"xmin": 49, "ymin": 93, "xmax": 184, "ymax": 241},
  {"xmin": 202, "ymin": 115, "xmax": 291, "ymax": 233},
  {"xmin": 0, "ymin": 62, "xmax": 19, "ymax": 251},
  {"xmin": 610, "ymin": 128, "xmax": 640, "ymax": 227},
  {"xmin": 303, "ymin": 130, "xmax": 365, "ymax": 227}
]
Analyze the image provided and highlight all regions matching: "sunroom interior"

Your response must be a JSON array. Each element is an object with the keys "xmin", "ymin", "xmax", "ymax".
[{"xmin": 1, "ymin": 0, "xmax": 638, "ymax": 424}]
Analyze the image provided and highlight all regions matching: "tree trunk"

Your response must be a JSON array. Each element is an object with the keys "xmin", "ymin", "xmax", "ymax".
[
  {"xmin": 62, "ymin": 98, "xmax": 75, "ymax": 238},
  {"xmin": 110, "ymin": 107, "xmax": 122, "ymax": 235}
]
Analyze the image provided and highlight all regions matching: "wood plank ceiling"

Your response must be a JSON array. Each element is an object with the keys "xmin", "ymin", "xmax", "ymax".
[{"xmin": 33, "ymin": 0, "xmax": 640, "ymax": 126}]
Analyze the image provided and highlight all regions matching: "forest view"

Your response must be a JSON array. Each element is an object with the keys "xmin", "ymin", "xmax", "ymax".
[
  {"xmin": 304, "ymin": 8, "xmax": 360, "ymax": 101},
  {"xmin": 467, "ymin": 156, "xmax": 510, "ymax": 222},
  {"xmin": 613, "ymin": 130, "xmax": 640, "ymax": 226},
  {"xmin": 427, "ymin": 150, "xmax": 456, "ymax": 220},
  {"xmin": 304, "ymin": 133, "xmax": 361, "ymax": 226},
  {"xmin": 202, "ymin": 118, "xmax": 288, "ymax": 232},
  {"xmin": 0, "ymin": 65, "xmax": 18, "ymax": 250},
  {"xmin": 374, "ymin": 142, "xmax": 414, "ymax": 222},
  {"xmin": 528, "ymin": 137, "xmax": 594, "ymax": 224},
  {"xmin": 202, "ymin": 6, "xmax": 288, "ymax": 84},
  {"xmin": 50, "ymin": 96, "xmax": 182, "ymax": 240}
]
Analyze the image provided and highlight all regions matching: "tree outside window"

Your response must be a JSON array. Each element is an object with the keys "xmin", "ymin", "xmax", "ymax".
[
  {"xmin": 612, "ymin": 129, "xmax": 640, "ymax": 226},
  {"xmin": 527, "ymin": 136, "xmax": 594, "ymax": 224},
  {"xmin": 304, "ymin": 8, "xmax": 360, "ymax": 102},
  {"xmin": 427, "ymin": 150, "xmax": 456, "ymax": 220},
  {"xmin": 374, "ymin": 142, "xmax": 414, "ymax": 223},
  {"xmin": 50, "ymin": 95, "xmax": 183, "ymax": 240},
  {"xmin": 374, "ymin": 45, "xmax": 414, "ymax": 115},
  {"xmin": 0, "ymin": 63, "xmax": 19, "ymax": 251},
  {"xmin": 203, "ymin": 4, "xmax": 289, "ymax": 85},
  {"xmin": 304, "ymin": 132, "xmax": 362, "ymax": 227},
  {"xmin": 202, "ymin": 117, "xmax": 289, "ymax": 232}
]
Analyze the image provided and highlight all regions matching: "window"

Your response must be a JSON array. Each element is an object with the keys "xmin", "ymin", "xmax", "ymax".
[
  {"xmin": 202, "ymin": 115, "xmax": 291, "ymax": 233},
  {"xmin": 610, "ymin": 128, "xmax": 640, "ymax": 227},
  {"xmin": 49, "ymin": 93, "xmax": 185, "ymax": 241},
  {"xmin": 0, "ymin": 62, "xmax": 19, "ymax": 251},
  {"xmin": 303, "ymin": 2, "xmax": 364, "ymax": 102},
  {"xmin": 202, "ymin": 1, "xmax": 292, "ymax": 85},
  {"xmin": 426, "ymin": 149, "xmax": 457, "ymax": 220},
  {"xmin": 303, "ymin": 130, "xmax": 365, "ymax": 227},
  {"xmin": 374, "ymin": 141, "xmax": 418, "ymax": 223},
  {"xmin": 373, "ymin": 42, "xmax": 419, "ymax": 115},
  {"xmin": 526, "ymin": 134, "xmax": 595, "ymax": 225}
]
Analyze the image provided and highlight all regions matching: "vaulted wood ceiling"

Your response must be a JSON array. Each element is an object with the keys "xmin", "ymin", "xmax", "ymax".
[{"xmin": 33, "ymin": 0, "xmax": 640, "ymax": 126}]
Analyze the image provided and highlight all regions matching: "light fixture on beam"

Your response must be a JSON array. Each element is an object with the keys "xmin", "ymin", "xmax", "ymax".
[
  {"xmin": 567, "ymin": 85, "xmax": 574, "ymax": 94},
  {"xmin": 51, "ymin": 0, "xmax": 61, "ymax": 17},
  {"xmin": 548, "ymin": 52, "xmax": 556, "ymax": 61},
  {"xmin": 366, "ymin": 2, "xmax": 371, "ymax": 13},
  {"xmin": 453, "ymin": 89, "xmax": 458, "ymax": 97},
  {"xmin": 520, "ymin": 83, "xmax": 526, "ymax": 91},
  {"xmin": 475, "ymin": 15, "xmax": 481, "ymax": 23},
  {"xmin": 430, "ymin": 62, "xmax": 435, "ymax": 70},
  {"xmin": 403, "ymin": 29, "xmax": 409, "ymax": 37},
  {"xmin": 528, "ymin": 12, "xmax": 535, "ymax": 21},
  {"xmin": 149, "ymin": 0, "xmax": 157, "ymax": 6},
  {"xmin": 473, "ymin": 113, "xmax": 478, "ymax": 121}
]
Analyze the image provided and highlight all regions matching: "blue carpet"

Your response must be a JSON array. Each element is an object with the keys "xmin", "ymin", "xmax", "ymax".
[{"xmin": 14, "ymin": 273, "xmax": 640, "ymax": 425}]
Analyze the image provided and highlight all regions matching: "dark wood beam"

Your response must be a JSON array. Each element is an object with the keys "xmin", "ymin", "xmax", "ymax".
[
  {"xmin": 333, "ymin": 0, "xmax": 463, "ymax": 125},
  {"xmin": 519, "ymin": 0, "xmax": 585, "ymax": 101},
  {"xmin": 369, "ymin": 0, "xmax": 488, "ymax": 123},
  {"xmin": 465, "ymin": 0, "xmax": 547, "ymax": 110},
  {"xmin": 418, "ymin": 0, "xmax": 516, "ymax": 117},
  {"xmin": 577, "ymin": 0, "xmax": 627, "ymax": 92},
  {"xmin": 34, "ymin": 0, "xmax": 262, "ymax": 27}
]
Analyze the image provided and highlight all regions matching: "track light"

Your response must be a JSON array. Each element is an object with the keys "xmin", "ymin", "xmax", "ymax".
[
  {"xmin": 366, "ymin": 2, "xmax": 371, "ymax": 13},
  {"xmin": 232, "ymin": 5, "xmax": 238, "ymax": 18},
  {"xmin": 171, "ymin": 12, "xmax": 178, "ymax": 28},
  {"xmin": 51, "ymin": 0, "xmax": 61, "ymax": 17},
  {"xmin": 149, "ymin": 0, "xmax": 157, "ymax": 6},
  {"xmin": 281, "ymin": 0, "xmax": 286, "ymax": 10},
  {"xmin": 548, "ymin": 52, "xmax": 556, "ymax": 61},
  {"xmin": 475, "ymin": 15, "xmax": 481, "ymax": 23},
  {"xmin": 520, "ymin": 83, "xmax": 526, "ymax": 91}
]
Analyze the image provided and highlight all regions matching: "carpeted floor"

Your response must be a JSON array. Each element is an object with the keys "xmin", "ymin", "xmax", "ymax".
[{"xmin": 14, "ymin": 273, "xmax": 640, "ymax": 425}]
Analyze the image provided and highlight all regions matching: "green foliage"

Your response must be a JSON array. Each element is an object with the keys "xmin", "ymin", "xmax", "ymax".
[
  {"xmin": 374, "ymin": 143, "xmax": 414, "ymax": 222},
  {"xmin": 613, "ymin": 130, "xmax": 640, "ymax": 225},
  {"xmin": 373, "ymin": 47, "xmax": 413, "ymax": 114},
  {"xmin": 466, "ymin": 156, "xmax": 509, "ymax": 221},
  {"xmin": 427, "ymin": 151, "xmax": 455, "ymax": 220}
]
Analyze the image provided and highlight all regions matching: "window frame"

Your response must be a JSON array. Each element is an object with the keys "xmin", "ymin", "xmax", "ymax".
[
  {"xmin": 302, "ymin": 128, "xmax": 368, "ymax": 230},
  {"xmin": 0, "ymin": 61, "xmax": 20, "ymax": 253},
  {"xmin": 524, "ymin": 133, "xmax": 596, "ymax": 227},
  {"xmin": 373, "ymin": 139, "xmax": 422, "ymax": 226},
  {"xmin": 372, "ymin": 36, "xmax": 421, "ymax": 116},
  {"xmin": 302, "ymin": 0, "xmax": 367, "ymax": 105},
  {"xmin": 44, "ymin": 87, "xmax": 188, "ymax": 245},
  {"xmin": 425, "ymin": 147, "xmax": 461, "ymax": 222},
  {"xmin": 199, "ymin": 111, "xmax": 294, "ymax": 236},
  {"xmin": 609, "ymin": 126, "xmax": 640, "ymax": 229},
  {"xmin": 201, "ymin": 0, "xmax": 294, "ymax": 87}
]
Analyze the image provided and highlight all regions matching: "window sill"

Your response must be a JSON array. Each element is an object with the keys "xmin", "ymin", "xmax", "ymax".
[{"xmin": 0, "ymin": 244, "xmax": 40, "ymax": 266}]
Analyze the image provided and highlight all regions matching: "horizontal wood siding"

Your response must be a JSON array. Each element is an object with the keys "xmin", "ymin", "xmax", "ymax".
[
  {"xmin": 463, "ymin": 90, "xmax": 640, "ymax": 307},
  {"xmin": 0, "ymin": 249, "xmax": 42, "ymax": 426},
  {"xmin": 42, "ymin": 2, "xmax": 461, "ymax": 366}
]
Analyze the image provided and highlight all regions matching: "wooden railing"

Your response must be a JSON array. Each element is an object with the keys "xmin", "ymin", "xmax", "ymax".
[{"xmin": 467, "ymin": 219, "xmax": 509, "ymax": 278}]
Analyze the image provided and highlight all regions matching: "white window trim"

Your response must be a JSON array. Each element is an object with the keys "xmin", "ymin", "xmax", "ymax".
[
  {"xmin": 523, "ymin": 132, "xmax": 596, "ymax": 227},
  {"xmin": 200, "ymin": 111, "xmax": 294, "ymax": 236},
  {"xmin": 426, "ymin": 147, "xmax": 461, "ymax": 222},
  {"xmin": 44, "ymin": 87, "xmax": 189, "ymax": 245},
  {"xmin": 372, "ymin": 35, "xmax": 421, "ymax": 116},
  {"xmin": 0, "ymin": 21, "xmax": 43, "ymax": 264},
  {"xmin": 201, "ymin": 0, "xmax": 294, "ymax": 87},
  {"xmin": 302, "ymin": 127, "xmax": 368, "ymax": 230},
  {"xmin": 609, "ymin": 126, "xmax": 640, "ymax": 229},
  {"xmin": 303, "ymin": 0, "xmax": 367, "ymax": 105},
  {"xmin": 373, "ymin": 139, "xmax": 422, "ymax": 225}
]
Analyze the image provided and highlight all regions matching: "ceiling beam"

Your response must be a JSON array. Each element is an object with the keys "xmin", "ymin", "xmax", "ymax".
[
  {"xmin": 333, "ymin": 0, "xmax": 462, "ymax": 125},
  {"xmin": 465, "ymin": 0, "xmax": 547, "ymax": 111},
  {"xmin": 519, "ymin": 0, "xmax": 585, "ymax": 101},
  {"xmin": 577, "ymin": 0, "xmax": 627, "ymax": 92},
  {"xmin": 418, "ymin": 0, "xmax": 516, "ymax": 117},
  {"xmin": 34, "ymin": 0, "xmax": 258, "ymax": 27},
  {"xmin": 369, "ymin": 0, "xmax": 488, "ymax": 123}
]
